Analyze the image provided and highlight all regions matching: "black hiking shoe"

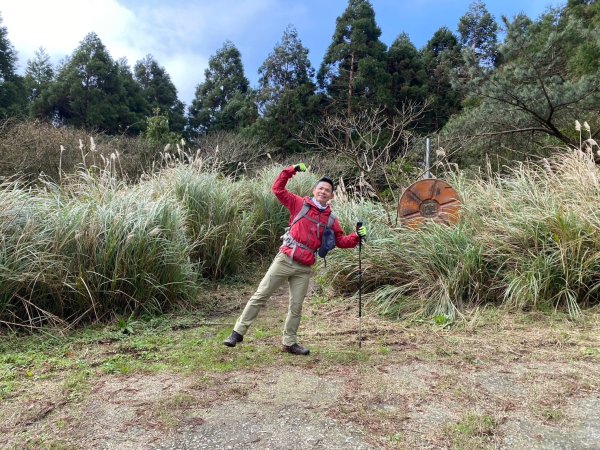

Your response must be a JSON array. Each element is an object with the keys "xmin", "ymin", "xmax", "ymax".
[
  {"xmin": 282, "ymin": 343, "xmax": 310, "ymax": 356},
  {"xmin": 223, "ymin": 330, "xmax": 243, "ymax": 347}
]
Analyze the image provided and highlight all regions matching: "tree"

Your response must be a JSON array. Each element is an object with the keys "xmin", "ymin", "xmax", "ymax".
[
  {"xmin": 253, "ymin": 25, "xmax": 321, "ymax": 153},
  {"xmin": 420, "ymin": 27, "xmax": 463, "ymax": 131},
  {"xmin": 144, "ymin": 107, "xmax": 179, "ymax": 146},
  {"xmin": 386, "ymin": 33, "xmax": 428, "ymax": 111},
  {"xmin": 0, "ymin": 14, "xmax": 27, "ymax": 118},
  {"xmin": 40, "ymin": 33, "xmax": 117, "ymax": 131},
  {"xmin": 114, "ymin": 58, "xmax": 149, "ymax": 134},
  {"xmin": 457, "ymin": 0, "xmax": 499, "ymax": 69},
  {"xmin": 0, "ymin": 14, "xmax": 17, "ymax": 82},
  {"xmin": 25, "ymin": 47, "xmax": 55, "ymax": 115},
  {"xmin": 257, "ymin": 26, "xmax": 314, "ymax": 112},
  {"xmin": 38, "ymin": 33, "xmax": 148, "ymax": 133},
  {"xmin": 317, "ymin": 0, "xmax": 390, "ymax": 116},
  {"xmin": 440, "ymin": 4, "xmax": 600, "ymax": 165},
  {"xmin": 134, "ymin": 55, "xmax": 185, "ymax": 134},
  {"xmin": 188, "ymin": 41, "xmax": 256, "ymax": 135},
  {"xmin": 562, "ymin": 0, "xmax": 600, "ymax": 76}
]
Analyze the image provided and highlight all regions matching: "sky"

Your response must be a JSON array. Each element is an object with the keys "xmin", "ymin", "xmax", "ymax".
[{"xmin": 0, "ymin": 0, "xmax": 565, "ymax": 106}]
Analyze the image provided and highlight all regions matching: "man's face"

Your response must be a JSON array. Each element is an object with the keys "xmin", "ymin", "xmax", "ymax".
[{"xmin": 312, "ymin": 181, "xmax": 334, "ymax": 205}]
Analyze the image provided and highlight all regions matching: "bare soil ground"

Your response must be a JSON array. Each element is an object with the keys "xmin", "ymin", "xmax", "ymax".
[{"xmin": 1, "ymin": 284, "xmax": 600, "ymax": 449}]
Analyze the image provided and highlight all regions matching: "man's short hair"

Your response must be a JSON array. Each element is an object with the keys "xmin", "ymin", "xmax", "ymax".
[{"xmin": 316, "ymin": 176, "xmax": 335, "ymax": 191}]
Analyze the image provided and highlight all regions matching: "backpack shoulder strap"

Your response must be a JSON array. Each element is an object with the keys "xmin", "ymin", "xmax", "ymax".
[
  {"xmin": 290, "ymin": 202, "xmax": 311, "ymax": 227},
  {"xmin": 326, "ymin": 211, "xmax": 336, "ymax": 228}
]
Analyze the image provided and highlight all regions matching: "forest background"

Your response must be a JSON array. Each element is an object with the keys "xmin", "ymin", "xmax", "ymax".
[{"xmin": 0, "ymin": 0, "xmax": 597, "ymax": 177}]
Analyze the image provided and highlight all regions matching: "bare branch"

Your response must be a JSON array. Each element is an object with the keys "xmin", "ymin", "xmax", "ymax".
[{"xmin": 297, "ymin": 101, "xmax": 430, "ymax": 224}]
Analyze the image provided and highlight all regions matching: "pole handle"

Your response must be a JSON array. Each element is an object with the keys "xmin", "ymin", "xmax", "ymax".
[{"xmin": 356, "ymin": 221, "xmax": 364, "ymax": 244}]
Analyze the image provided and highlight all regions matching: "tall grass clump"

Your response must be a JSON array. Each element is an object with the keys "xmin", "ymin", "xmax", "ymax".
[
  {"xmin": 154, "ymin": 166, "xmax": 259, "ymax": 279},
  {"xmin": 0, "ymin": 169, "xmax": 199, "ymax": 328},
  {"xmin": 54, "ymin": 174, "xmax": 198, "ymax": 321},
  {"xmin": 326, "ymin": 221, "xmax": 487, "ymax": 320},
  {"xmin": 469, "ymin": 151, "xmax": 600, "ymax": 316},
  {"xmin": 323, "ymin": 184, "xmax": 487, "ymax": 321},
  {"xmin": 325, "ymin": 150, "xmax": 600, "ymax": 319},
  {"xmin": 0, "ymin": 181, "xmax": 67, "ymax": 327}
]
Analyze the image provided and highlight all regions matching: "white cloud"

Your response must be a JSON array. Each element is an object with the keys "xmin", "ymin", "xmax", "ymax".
[
  {"xmin": 163, "ymin": 52, "xmax": 209, "ymax": 107},
  {"xmin": 1, "ymin": 0, "xmax": 135, "ymax": 62},
  {"xmin": 0, "ymin": 0, "xmax": 288, "ymax": 104}
]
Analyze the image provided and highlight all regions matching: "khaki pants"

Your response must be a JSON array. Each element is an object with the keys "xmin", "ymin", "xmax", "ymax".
[{"xmin": 234, "ymin": 252, "xmax": 313, "ymax": 346}]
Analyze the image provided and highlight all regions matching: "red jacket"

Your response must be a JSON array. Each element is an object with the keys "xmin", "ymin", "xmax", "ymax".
[{"xmin": 273, "ymin": 166, "xmax": 360, "ymax": 266}]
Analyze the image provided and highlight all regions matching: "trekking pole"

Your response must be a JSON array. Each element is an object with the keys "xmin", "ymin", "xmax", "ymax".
[{"xmin": 356, "ymin": 222, "xmax": 363, "ymax": 348}]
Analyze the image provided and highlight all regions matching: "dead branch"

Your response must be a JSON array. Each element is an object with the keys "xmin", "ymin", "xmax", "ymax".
[{"xmin": 298, "ymin": 101, "xmax": 429, "ymax": 224}]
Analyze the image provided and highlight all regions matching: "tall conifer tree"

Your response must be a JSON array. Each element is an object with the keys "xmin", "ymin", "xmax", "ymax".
[
  {"xmin": 134, "ymin": 55, "xmax": 185, "ymax": 133},
  {"xmin": 0, "ymin": 14, "xmax": 26, "ymax": 118},
  {"xmin": 421, "ymin": 27, "xmax": 463, "ymax": 131},
  {"xmin": 317, "ymin": 0, "xmax": 389, "ymax": 116},
  {"xmin": 387, "ymin": 33, "xmax": 427, "ymax": 109},
  {"xmin": 458, "ymin": 0, "xmax": 499, "ymax": 69},
  {"xmin": 254, "ymin": 25, "xmax": 320, "ymax": 152},
  {"xmin": 188, "ymin": 41, "xmax": 256, "ymax": 135},
  {"xmin": 39, "ymin": 33, "xmax": 146, "ymax": 133},
  {"xmin": 25, "ymin": 47, "xmax": 54, "ymax": 111}
]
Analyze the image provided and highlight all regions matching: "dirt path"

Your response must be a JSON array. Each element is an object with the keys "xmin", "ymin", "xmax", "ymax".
[{"xmin": 2, "ymin": 284, "xmax": 600, "ymax": 449}]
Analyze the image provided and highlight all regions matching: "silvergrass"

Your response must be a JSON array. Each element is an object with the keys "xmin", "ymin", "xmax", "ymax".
[{"xmin": 326, "ymin": 150, "xmax": 600, "ymax": 319}]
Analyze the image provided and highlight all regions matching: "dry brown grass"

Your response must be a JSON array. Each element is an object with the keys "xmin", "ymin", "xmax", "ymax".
[
  {"xmin": 0, "ymin": 119, "xmax": 160, "ymax": 182},
  {"xmin": 1, "ymin": 284, "xmax": 599, "ymax": 449},
  {"xmin": 303, "ymin": 293, "xmax": 600, "ymax": 448}
]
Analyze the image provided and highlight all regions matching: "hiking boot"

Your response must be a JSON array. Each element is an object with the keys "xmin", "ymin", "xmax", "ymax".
[
  {"xmin": 223, "ymin": 330, "xmax": 243, "ymax": 347},
  {"xmin": 282, "ymin": 343, "xmax": 310, "ymax": 356}
]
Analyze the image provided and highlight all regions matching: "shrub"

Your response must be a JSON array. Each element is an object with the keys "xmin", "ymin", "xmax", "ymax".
[
  {"xmin": 0, "ymin": 172, "xmax": 198, "ymax": 328},
  {"xmin": 0, "ymin": 119, "xmax": 161, "ymax": 182}
]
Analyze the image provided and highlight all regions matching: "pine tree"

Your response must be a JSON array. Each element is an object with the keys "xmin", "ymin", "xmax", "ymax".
[
  {"xmin": 25, "ymin": 48, "xmax": 55, "ymax": 117},
  {"xmin": 114, "ymin": 58, "xmax": 150, "ymax": 134},
  {"xmin": 253, "ymin": 25, "xmax": 320, "ymax": 152},
  {"xmin": 134, "ymin": 55, "xmax": 185, "ymax": 133},
  {"xmin": 457, "ymin": 0, "xmax": 499, "ymax": 69},
  {"xmin": 42, "ymin": 33, "xmax": 120, "ymax": 130},
  {"xmin": 25, "ymin": 48, "xmax": 54, "ymax": 100},
  {"xmin": 420, "ymin": 27, "xmax": 463, "ymax": 131},
  {"xmin": 317, "ymin": 0, "xmax": 390, "ymax": 116},
  {"xmin": 0, "ymin": 14, "xmax": 27, "ymax": 118},
  {"xmin": 188, "ymin": 41, "xmax": 256, "ymax": 134},
  {"xmin": 441, "ymin": 2, "xmax": 600, "ymax": 164},
  {"xmin": 387, "ymin": 33, "xmax": 427, "ymax": 109},
  {"xmin": 0, "ymin": 14, "xmax": 17, "ymax": 83},
  {"xmin": 39, "ymin": 33, "xmax": 148, "ymax": 133}
]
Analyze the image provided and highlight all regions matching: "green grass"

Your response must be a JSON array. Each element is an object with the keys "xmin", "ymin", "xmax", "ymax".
[
  {"xmin": 0, "ymin": 312, "xmax": 285, "ymax": 402},
  {"xmin": 443, "ymin": 412, "xmax": 498, "ymax": 449},
  {"xmin": 535, "ymin": 406, "xmax": 566, "ymax": 422}
]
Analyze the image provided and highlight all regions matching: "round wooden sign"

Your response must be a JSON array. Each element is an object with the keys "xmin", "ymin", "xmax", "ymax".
[{"xmin": 398, "ymin": 179, "xmax": 460, "ymax": 228}]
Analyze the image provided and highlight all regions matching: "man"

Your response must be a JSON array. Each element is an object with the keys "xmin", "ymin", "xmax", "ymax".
[{"xmin": 223, "ymin": 163, "xmax": 367, "ymax": 355}]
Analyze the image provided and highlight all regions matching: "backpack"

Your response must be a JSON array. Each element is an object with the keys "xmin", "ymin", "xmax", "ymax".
[{"xmin": 281, "ymin": 202, "xmax": 336, "ymax": 264}]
